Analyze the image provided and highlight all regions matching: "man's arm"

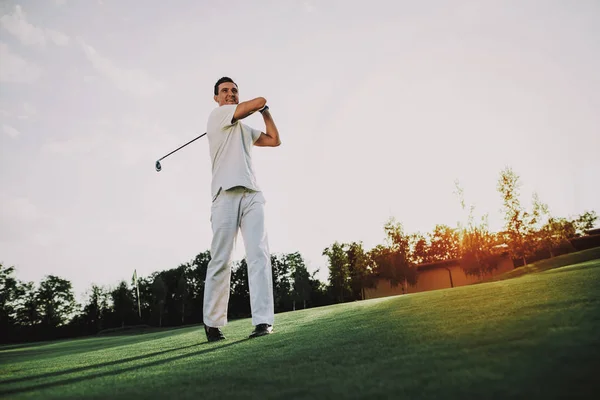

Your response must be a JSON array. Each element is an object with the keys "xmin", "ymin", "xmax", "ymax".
[
  {"xmin": 254, "ymin": 108, "xmax": 281, "ymax": 147},
  {"xmin": 232, "ymin": 97, "xmax": 267, "ymax": 123}
]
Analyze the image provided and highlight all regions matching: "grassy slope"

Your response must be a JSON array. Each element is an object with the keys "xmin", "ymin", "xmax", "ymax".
[
  {"xmin": 481, "ymin": 247, "xmax": 600, "ymax": 283},
  {"xmin": 1, "ymin": 259, "xmax": 599, "ymax": 400}
]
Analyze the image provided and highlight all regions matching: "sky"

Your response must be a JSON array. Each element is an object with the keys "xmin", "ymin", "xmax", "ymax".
[{"xmin": 1, "ymin": 0, "xmax": 599, "ymax": 302}]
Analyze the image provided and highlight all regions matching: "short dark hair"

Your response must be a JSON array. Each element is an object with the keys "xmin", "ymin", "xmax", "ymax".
[{"xmin": 214, "ymin": 77, "xmax": 237, "ymax": 95}]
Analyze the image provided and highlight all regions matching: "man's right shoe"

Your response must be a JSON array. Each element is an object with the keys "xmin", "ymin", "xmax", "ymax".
[
  {"xmin": 249, "ymin": 323, "xmax": 273, "ymax": 338},
  {"xmin": 204, "ymin": 325, "xmax": 225, "ymax": 342}
]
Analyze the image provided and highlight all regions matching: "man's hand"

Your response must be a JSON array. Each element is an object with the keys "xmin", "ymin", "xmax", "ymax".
[{"xmin": 254, "ymin": 108, "xmax": 281, "ymax": 147}]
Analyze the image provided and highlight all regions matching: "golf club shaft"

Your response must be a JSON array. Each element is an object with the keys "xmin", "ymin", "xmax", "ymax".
[{"xmin": 158, "ymin": 132, "xmax": 207, "ymax": 162}]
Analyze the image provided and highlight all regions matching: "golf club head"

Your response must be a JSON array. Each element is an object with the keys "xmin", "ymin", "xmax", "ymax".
[{"xmin": 155, "ymin": 160, "xmax": 162, "ymax": 172}]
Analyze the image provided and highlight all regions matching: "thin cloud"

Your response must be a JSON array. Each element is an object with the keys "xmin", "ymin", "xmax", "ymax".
[
  {"xmin": 0, "ymin": 194, "xmax": 61, "ymax": 246},
  {"xmin": 2, "ymin": 123, "xmax": 21, "ymax": 138},
  {"xmin": 16, "ymin": 103, "xmax": 37, "ymax": 120},
  {"xmin": 77, "ymin": 37, "xmax": 165, "ymax": 97},
  {"xmin": 0, "ymin": 5, "xmax": 70, "ymax": 46},
  {"xmin": 46, "ymin": 29, "xmax": 70, "ymax": 46},
  {"xmin": 41, "ymin": 131, "xmax": 106, "ymax": 155},
  {"xmin": 0, "ymin": 42, "xmax": 43, "ymax": 83},
  {"xmin": 303, "ymin": 1, "xmax": 317, "ymax": 13}
]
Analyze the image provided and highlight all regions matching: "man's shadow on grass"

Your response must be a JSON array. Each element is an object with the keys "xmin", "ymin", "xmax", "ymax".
[{"xmin": 0, "ymin": 339, "xmax": 247, "ymax": 396}]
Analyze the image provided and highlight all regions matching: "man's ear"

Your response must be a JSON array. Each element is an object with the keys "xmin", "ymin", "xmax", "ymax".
[{"xmin": 214, "ymin": 95, "xmax": 218, "ymax": 103}]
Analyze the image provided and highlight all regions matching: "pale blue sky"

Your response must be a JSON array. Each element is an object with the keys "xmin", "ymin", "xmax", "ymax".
[{"xmin": 1, "ymin": 0, "xmax": 599, "ymax": 301}]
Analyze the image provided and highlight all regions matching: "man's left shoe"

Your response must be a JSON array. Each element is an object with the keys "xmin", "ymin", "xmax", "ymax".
[
  {"xmin": 249, "ymin": 323, "xmax": 273, "ymax": 338},
  {"xmin": 204, "ymin": 325, "xmax": 226, "ymax": 342}
]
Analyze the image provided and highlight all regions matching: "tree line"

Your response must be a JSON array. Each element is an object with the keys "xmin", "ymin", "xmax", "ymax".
[
  {"xmin": 1, "ymin": 167, "xmax": 596, "ymax": 344},
  {"xmin": 0, "ymin": 251, "xmax": 330, "ymax": 343}
]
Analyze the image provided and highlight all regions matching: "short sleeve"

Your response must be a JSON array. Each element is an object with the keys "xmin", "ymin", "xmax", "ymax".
[
  {"xmin": 210, "ymin": 104, "xmax": 237, "ymax": 130},
  {"xmin": 251, "ymin": 127, "xmax": 263, "ymax": 143}
]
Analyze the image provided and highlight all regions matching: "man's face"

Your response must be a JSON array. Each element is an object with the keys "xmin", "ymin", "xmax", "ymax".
[{"xmin": 214, "ymin": 82, "xmax": 239, "ymax": 106}]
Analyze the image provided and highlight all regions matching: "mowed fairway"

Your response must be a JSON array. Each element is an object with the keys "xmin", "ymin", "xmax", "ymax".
[{"xmin": 1, "ymin": 259, "xmax": 599, "ymax": 399}]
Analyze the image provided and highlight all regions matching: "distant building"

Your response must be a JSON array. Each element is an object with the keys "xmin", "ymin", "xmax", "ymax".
[
  {"xmin": 363, "ymin": 253, "xmax": 514, "ymax": 300},
  {"xmin": 585, "ymin": 228, "xmax": 600, "ymax": 236}
]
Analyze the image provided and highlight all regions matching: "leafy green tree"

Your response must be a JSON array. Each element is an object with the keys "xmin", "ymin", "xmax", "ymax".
[
  {"xmin": 307, "ymin": 271, "xmax": 332, "ymax": 307},
  {"xmin": 150, "ymin": 265, "xmax": 190, "ymax": 326},
  {"xmin": 428, "ymin": 225, "xmax": 460, "ymax": 262},
  {"xmin": 229, "ymin": 259, "xmax": 250, "ymax": 318},
  {"xmin": 110, "ymin": 281, "xmax": 136, "ymax": 328},
  {"xmin": 37, "ymin": 275, "xmax": 77, "ymax": 328},
  {"xmin": 459, "ymin": 214, "xmax": 499, "ymax": 277},
  {"xmin": 456, "ymin": 180, "xmax": 500, "ymax": 277},
  {"xmin": 189, "ymin": 250, "xmax": 211, "ymax": 322},
  {"xmin": 497, "ymin": 167, "xmax": 534, "ymax": 265},
  {"xmin": 535, "ymin": 217, "xmax": 577, "ymax": 257},
  {"xmin": 572, "ymin": 210, "xmax": 598, "ymax": 236},
  {"xmin": 271, "ymin": 254, "xmax": 293, "ymax": 312},
  {"xmin": 527, "ymin": 194, "xmax": 574, "ymax": 258},
  {"xmin": 369, "ymin": 245, "xmax": 417, "ymax": 291},
  {"xmin": 410, "ymin": 233, "xmax": 430, "ymax": 265},
  {"xmin": 288, "ymin": 252, "xmax": 311, "ymax": 309},
  {"xmin": 369, "ymin": 218, "xmax": 418, "ymax": 290},
  {"xmin": 0, "ymin": 263, "xmax": 19, "ymax": 329},
  {"xmin": 346, "ymin": 242, "xmax": 374, "ymax": 300},
  {"xmin": 151, "ymin": 275, "xmax": 167, "ymax": 327},
  {"xmin": 81, "ymin": 284, "xmax": 110, "ymax": 332},
  {"xmin": 133, "ymin": 276, "xmax": 153, "ymax": 324},
  {"xmin": 175, "ymin": 267, "xmax": 190, "ymax": 324},
  {"xmin": 323, "ymin": 242, "xmax": 351, "ymax": 303},
  {"xmin": 14, "ymin": 281, "xmax": 39, "ymax": 326}
]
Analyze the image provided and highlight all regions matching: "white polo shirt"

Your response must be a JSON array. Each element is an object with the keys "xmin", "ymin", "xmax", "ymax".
[{"xmin": 206, "ymin": 104, "xmax": 263, "ymax": 199}]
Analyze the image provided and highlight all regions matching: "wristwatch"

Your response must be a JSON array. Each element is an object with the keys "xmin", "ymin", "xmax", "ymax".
[{"xmin": 259, "ymin": 105, "xmax": 269, "ymax": 114}]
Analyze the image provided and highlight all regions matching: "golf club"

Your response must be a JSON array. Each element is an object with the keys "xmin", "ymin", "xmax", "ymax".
[{"xmin": 155, "ymin": 132, "xmax": 207, "ymax": 172}]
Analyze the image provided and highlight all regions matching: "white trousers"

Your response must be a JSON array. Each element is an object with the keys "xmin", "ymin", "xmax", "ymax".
[{"xmin": 203, "ymin": 186, "xmax": 274, "ymax": 327}]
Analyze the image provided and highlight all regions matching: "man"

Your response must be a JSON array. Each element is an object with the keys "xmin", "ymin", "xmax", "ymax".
[{"xmin": 203, "ymin": 77, "xmax": 281, "ymax": 342}]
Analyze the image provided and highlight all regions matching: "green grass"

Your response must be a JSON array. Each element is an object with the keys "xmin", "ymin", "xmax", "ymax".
[
  {"xmin": 2, "ymin": 259, "xmax": 600, "ymax": 399},
  {"xmin": 481, "ymin": 247, "xmax": 600, "ymax": 283}
]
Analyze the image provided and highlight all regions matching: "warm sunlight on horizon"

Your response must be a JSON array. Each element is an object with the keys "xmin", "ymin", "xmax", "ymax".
[{"xmin": 1, "ymin": 1, "xmax": 599, "ymax": 297}]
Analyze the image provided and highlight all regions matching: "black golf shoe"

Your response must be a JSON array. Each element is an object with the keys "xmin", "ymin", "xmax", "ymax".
[
  {"xmin": 249, "ymin": 324, "xmax": 273, "ymax": 338},
  {"xmin": 204, "ymin": 325, "xmax": 225, "ymax": 342}
]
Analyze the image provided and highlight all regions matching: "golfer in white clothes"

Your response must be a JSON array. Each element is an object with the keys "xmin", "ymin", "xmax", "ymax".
[{"xmin": 203, "ymin": 77, "xmax": 281, "ymax": 342}]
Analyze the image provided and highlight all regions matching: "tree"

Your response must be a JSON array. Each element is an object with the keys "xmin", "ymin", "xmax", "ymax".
[
  {"xmin": 289, "ymin": 252, "xmax": 311, "ymax": 310},
  {"xmin": 271, "ymin": 254, "xmax": 293, "ymax": 312},
  {"xmin": 410, "ymin": 233, "xmax": 430, "ymax": 265},
  {"xmin": 175, "ymin": 267, "xmax": 189, "ymax": 324},
  {"xmin": 459, "ymin": 214, "xmax": 499, "ymax": 277},
  {"xmin": 456, "ymin": 180, "xmax": 501, "ymax": 277},
  {"xmin": 527, "ymin": 194, "xmax": 574, "ymax": 258},
  {"xmin": 384, "ymin": 218, "xmax": 417, "ymax": 286},
  {"xmin": 572, "ymin": 210, "xmax": 598, "ymax": 236},
  {"xmin": 0, "ymin": 263, "xmax": 19, "ymax": 330},
  {"xmin": 81, "ymin": 284, "xmax": 110, "ymax": 333},
  {"xmin": 367, "ymin": 218, "xmax": 418, "ymax": 293},
  {"xmin": 151, "ymin": 275, "xmax": 167, "ymax": 327},
  {"xmin": 306, "ymin": 271, "xmax": 333, "ymax": 307},
  {"xmin": 323, "ymin": 242, "xmax": 351, "ymax": 303},
  {"xmin": 497, "ymin": 167, "xmax": 534, "ymax": 265},
  {"xmin": 14, "ymin": 281, "xmax": 39, "ymax": 327},
  {"xmin": 36, "ymin": 275, "xmax": 76, "ymax": 328},
  {"xmin": 346, "ymin": 242, "xmax": 375, "ymax": 300},
  {"xmin": 229, "ymin": 259, "xmax": 250, "ymax": 318},
  {"xmin": 110, "ymin": 281, "xmax": 136, "ymax": 328},
  {"xmin": 428, "ymin": 225, "xmax": 460, "ymax": 262},
  {"xmin": 189, "ymin": 250, "xmax": 211, "ymax": 323}
]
